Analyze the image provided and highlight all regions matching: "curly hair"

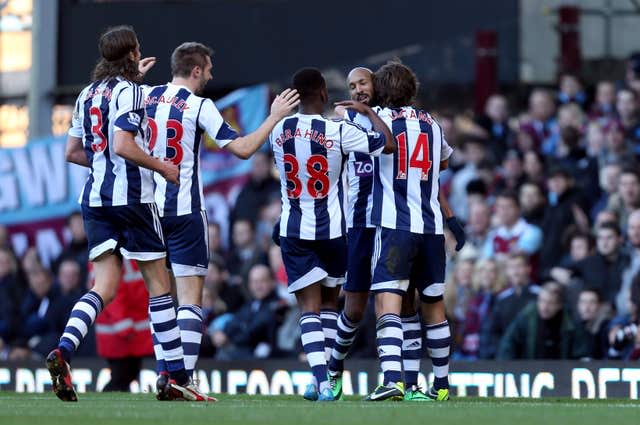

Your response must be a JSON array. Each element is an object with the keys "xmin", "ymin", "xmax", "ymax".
[
  {"xmin": 374, "ymin": 61, "xmax": 419, "ymax": 108},
  {"xmin": 91, "ymin": 25, "xmax": 140, "ymax": 82}
]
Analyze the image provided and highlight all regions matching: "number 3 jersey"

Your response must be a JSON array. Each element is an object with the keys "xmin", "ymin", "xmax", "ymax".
[
  {"xmin": 144, "ymin": 83, "xmax": 239, "ymax": 217},
  {"xmin": 270, "ymin": 113, "xmax": 386, "ymax": 240},
  {"xmin": 372, "ymin": 106, "xmax": 453, "ymax": 235},
  {"xmin": 69, "ymin": 77, "xmax": 154, "ymax": 207}
]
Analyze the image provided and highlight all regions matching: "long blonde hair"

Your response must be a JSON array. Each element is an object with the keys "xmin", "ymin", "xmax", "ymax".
[{"xmin": 472, "ymin": 258, "xmax": 507, "ymax": 294}]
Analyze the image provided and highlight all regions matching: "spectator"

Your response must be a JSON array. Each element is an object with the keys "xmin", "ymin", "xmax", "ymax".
[
  {"xmin": 457, "ymin": 259, "xmax": 506, "ymax": 359},
  {"xmin": 557, "ymin": 73, "xmax": 587, "ymax": 108},
  {"xmin": 576, "ymin": 288, "xmax": 611, "ymax": 359},
  {"xmin": 591, "ymin": 162, "xmax": 622, "ymax": 220},
  {"xmin": 479, "ymin": 253, "xmax": 540, "ymax": 359},
  {"xmin": 482, "ymin": 191, "xmax": 543, "ymax": 261},
  {"xmin": 616, "ymin": 209, "xmax": 640, "ymax": 315},
  {"xmin": 16, "ymin": 266, "xmax": 77, "ymax": 358},
  {"xmin": 227, "ymin": 219, "xmax": 268, "ymax": 286},
  {"xmin": 444, "ymin": 258, "xmax": 475, "ymax": 350},
  {"xmin": 569, "ymin": 222, "xmax": 629, "ymax": 308},
  {"xmin": 0, "ymin": 225, "xmax": 8, "ymax": 249},
  {"xmin": 231, "ymin": 151, "xmax": 280, "ymax": 225},
  {"xmin": 204, "ymin": 257, "xmax": 245, "ymax": 316},
  {"xmin": 211, "ymin": 264, "xmax": 284, "ymax": 360},
  {"xmin": 539, "ymin": 166, "xmax": 590, "ymax": 275},
  {"xmin": 51, "ymin": 212, "xmax": 89, "ymax": 282},
  {"xmin": 0, "ymin": 248, "xmax": 26, "ymax": 349},
  {"xmin": 463, "ymin": 201, "xmax": 492, "ymax": 256},
  {"xmin": 608, "ymin": 273, "xmax": 640, "ymax": 360},
  {"xmin": 519, "ymin": 182, "xmax": 546, "ymax": 228},
  {"xmin": 207, "ymin": 222, "xmax": 228, "ymax": 262},
  {"xmin": 494, "ymin": 150, "xmax": 526, "ymax": 194},
  {"xmin": 616, "ymin": 88, "xmax": 640, "ymax": 145},
  {"xmin": 626, "ymin": 51, "xmax": 640, "ymax": 96},
  {"xmin": 55, "ymin": 259, "xmax": 83, "ymax": 299},
  {"xmin": 554, "ymin": 126, "xmax": 600, "ymax": 206},
  {"xmin": 522, "ymin": 150, "xmax": 547, "ymax": 187},
  {"xmin": 497, "ymin": 282, "xmax": 590, "ymax": 360},
  {"xmin": 549, "ymin": 231, "xmax": 594, "ymax": 286},
  {"xmin": 601, "ymin": 120, "xmax": 636, "ymax": 166},
  {"xmin": 449, "ymin": 137, "xmax": 487, "ymax": 221},
  {"xmin": 585, "ymin": 121, "xmax": 606, "ymax": 160},
  {"xmin": 475, "ymin": 94, "xmax": 512, "ymax": 163},
  {"xmin": 589, "ymin": 80, "xmax": 617, "ymax": 123},
  {"xmin": 557, "ymin": 103, "xmax": 586, "ymax": 134},
  {"xmin": 522, "ymin": 88, "xmax": 559, "ymax": 154},
  {"xmin": 607, "ymin": 167, "xmax": 640, "ymax": 231}
]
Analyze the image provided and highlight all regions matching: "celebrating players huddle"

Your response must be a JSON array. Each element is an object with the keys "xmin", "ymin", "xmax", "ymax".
[{"xmin": 47, "ymin": 25, "xmax": 465, "ymax": 403}]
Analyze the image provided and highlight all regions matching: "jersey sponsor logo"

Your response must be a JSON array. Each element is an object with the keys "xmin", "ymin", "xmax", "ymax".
[
  {"xmin": 273, "ymin": 127, "xmax": 334, "ymax": 149},
  {"xmin": 354, "ymin": 160, "xmax": 373, "ymax": 176}
]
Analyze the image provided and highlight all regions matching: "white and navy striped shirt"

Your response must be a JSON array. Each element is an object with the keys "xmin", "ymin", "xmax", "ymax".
[
  {"xmin": 69, "ymin": 77, "xmax": 154, "ymax": 207},
  {"xmin": 371, "ymin": 106, "xmax": 453, "ymax": 234},
  {"xmin": 344, "ymin": 109, "xmax": 376, "ymax": 229},
  {"xmin": 144, "ymin": 83, "xmax": 238, "ymax": 217},
  {"xmin": 270, "ymin": 113, "xmax": 385, "ymax": 240}
]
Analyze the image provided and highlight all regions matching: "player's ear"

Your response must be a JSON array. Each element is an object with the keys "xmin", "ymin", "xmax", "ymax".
[{"xmin": 192, "ymin": 66, "xmax": 201, "ymax": 79}]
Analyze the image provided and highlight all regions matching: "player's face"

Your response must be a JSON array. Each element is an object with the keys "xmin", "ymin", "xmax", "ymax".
[{"xmin": 348, "ymin": 69, "xmax": 374, "ymax": 105}]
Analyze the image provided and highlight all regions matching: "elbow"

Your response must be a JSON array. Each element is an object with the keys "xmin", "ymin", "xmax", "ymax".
[
  {"xmin": 65, "ymin": 150, "xmax": 74, "ymax": 162},
  {"xmin": 113, "ymin": 138, "xmax": 126, "ymax": 157},
  {"xmin": 237, "ymin": 150, "xmax": 251, "ymax": 160}
]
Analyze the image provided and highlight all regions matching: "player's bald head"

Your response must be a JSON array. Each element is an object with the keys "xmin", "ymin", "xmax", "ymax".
[
  {"xmin": 347, "ymin": 67, "xmax": 373, "ymax": 81},
  {"xmin": 347, "ymin": 67, "xmax": 375, "ymax": 105}
]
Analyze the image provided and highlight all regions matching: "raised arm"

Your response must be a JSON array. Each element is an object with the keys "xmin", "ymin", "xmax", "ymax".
[{"xmin": 223, "ymin": 89, "xmax": 299, "ymax": 159}]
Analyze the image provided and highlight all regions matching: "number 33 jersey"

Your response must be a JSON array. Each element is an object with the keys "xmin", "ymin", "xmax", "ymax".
[
  {"xmin": 144, "ymin": 83, "xmax": 238, "ymax": 217},
  {"xmin": 69, "ymin": 77, "xmax": 154, "ymax": 207},
  {"xmin": 270, "ymin": 113, "xmax": 386, "ymax": 240},
  {"xmin": 372, "ymin": 106, "xmax": 453, "ymax": 235}
]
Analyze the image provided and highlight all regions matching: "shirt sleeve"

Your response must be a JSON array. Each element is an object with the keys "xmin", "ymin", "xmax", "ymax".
[
  {"xmin": 68, "ymin": 93, "xmax": 84, "ymax": 138},
  {"xmin": 517, "ymin": 224, "xmax": 543, "ymax": 254},
  {"xmin": 113, "ymin": 84, "xmax": 145, "ymax": 133},
  {"xmin": 340, "ymin": 120, "xmax": 385, "ymax": 156},
  {"xmin": 441, "ymin": 134, "xmax": 454, "ymax": 161},
  {"xmin": 197, "ymin": 99, "xmax": 239, "ymax": 148}
]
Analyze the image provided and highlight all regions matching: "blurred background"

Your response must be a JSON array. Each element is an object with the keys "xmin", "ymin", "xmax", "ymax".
[{"xmin": 1, "ymin": 0, "xmax": 640, "ymax": 390}]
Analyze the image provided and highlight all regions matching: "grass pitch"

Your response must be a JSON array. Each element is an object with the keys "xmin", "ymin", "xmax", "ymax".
[{"xmin": 0, "ymin": 392, "xmax": 633, "ymax": 425}]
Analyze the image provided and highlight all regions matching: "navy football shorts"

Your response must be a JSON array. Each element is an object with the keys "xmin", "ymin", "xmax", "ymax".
[
  {"xmin": 161, "ymin": 210, "xmax": 209, "ymax": 277},
  {"xmin": 279, "ymin": 236, "xmax": 347, "ymax": 293},
  {"xmin": 371, "ymin": 227, "xmax": 446, "ymax": 302},
  {"xmin": 343, "ymin": 227, "xmax": 376, "ymax": 293},
  {"xmin": 81, "ymin": 203, "xmax": 165, "ymax": 262}
]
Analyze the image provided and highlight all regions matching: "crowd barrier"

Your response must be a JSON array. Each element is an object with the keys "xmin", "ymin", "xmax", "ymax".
[{"xmin": 1, "ymin": 359, "xmax": 638, "ymax": 399}]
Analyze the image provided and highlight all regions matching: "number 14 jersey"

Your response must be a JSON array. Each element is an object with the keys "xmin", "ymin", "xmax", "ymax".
[
  {"xmin": 372, "ymin": 106, "xmax": 453, "ymax": 235},
  {"xmin": 270, "ymin": 113, "xmax": 386, "ymax": 240},
  {"xmin": 144, "ymin": 83, "xmax": 239, "ymax": 217}
]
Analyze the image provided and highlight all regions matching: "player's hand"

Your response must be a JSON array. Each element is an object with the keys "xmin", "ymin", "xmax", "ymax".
[
  {"xmin": 334, "ymin": 105, "xmax": 347, "ymax": 118},
  {"xmin": 270, "ymin": 88, "xmax": 300, "ymax": 119},
  {"xmin": 446, "ymin": 216, "xmax": 466, "ymax": 251},
  {"xmin": 334, "ymin": 100, "xmax": 371, "ymax": 115},
  {"xmin": 160, "ymin": 159, "xmax": 180, "ymax": 185},
  {"xmin": 139, "ymin": 57, "xmax": 157, "ymax": 76}
]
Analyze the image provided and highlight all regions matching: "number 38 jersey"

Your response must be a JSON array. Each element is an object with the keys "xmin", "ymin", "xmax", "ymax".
[
  {"xmin": 69, "ymin": 77, "xmax": 154, "ymax": 207},
  {"xmin": 372, "ymin": 106, "xmax": 453, "ymax": 235},
  {"xmin": 144, "ymin": 83, "xmax": 239, "ymax": 217},
  {"xmin": 270, "ymin": 113, "xmax": 386, "ymax": 240}
]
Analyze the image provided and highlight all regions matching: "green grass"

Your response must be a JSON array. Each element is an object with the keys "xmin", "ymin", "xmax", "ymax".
[{"xmin": 0, "ymin": 392, "xmax": 635, "ymax": 425}]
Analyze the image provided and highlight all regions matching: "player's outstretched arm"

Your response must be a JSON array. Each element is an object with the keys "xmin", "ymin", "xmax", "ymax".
[
  {"xmin": 334, "ymin": 100, "xmax": 395, "ymax": 154},
  {"xmin": 65, "ymin": 135, "xmax": 90, "ymax": 167},
  {"xmin": 224, "ymin": 89, "xmax": 300, "ymax": 159},
  {"xmin": 113, "ymin": 130, "xmax": 180, "ymax": 184}
]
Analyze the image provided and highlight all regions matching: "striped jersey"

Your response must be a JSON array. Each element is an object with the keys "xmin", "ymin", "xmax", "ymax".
[
  {"xmin": 344, "ymin": 108, "xmax": 376, "ymax": 229},
  {"xmin": 371, "ymin": 106, "xmax": 453, "ymax": 234},
  {"xmin": 69, "ymin": 77, "xmax": 154, "ymax": 207},
  {"xmin": 270, "ymin": 113, "xmax": 386, "ymax": 240},
  {"xmin": 144, "ymin": 83, "xmax": 239, "ymax": 217}
]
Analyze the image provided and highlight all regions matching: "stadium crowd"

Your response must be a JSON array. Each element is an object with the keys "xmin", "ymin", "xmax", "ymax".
[{"xmin": 2, "ymin": 55, "xmax": 640, "ymax": 365}]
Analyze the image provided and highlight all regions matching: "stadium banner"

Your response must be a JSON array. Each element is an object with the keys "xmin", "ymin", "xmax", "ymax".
[
  {"xmin": 0, "ymin": 84, "xmax": 269, "ymax": 265},
  {"xmin": 1, "ymin": 360, "xmax": 638, "ymax": 399}
]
